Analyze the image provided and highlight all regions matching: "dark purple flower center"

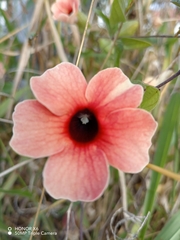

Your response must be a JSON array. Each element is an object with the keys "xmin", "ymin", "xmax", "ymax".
[{"xmin": 69, "ymin": 109, "xmax": 99, "ymax": 143}]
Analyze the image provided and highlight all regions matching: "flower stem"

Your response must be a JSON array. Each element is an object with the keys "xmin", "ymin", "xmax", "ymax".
[{"xmin": 146, "ymin": 163, "xmax": 180, "ymax": 181}]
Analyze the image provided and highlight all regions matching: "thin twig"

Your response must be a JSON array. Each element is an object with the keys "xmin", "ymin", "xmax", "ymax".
[
  {"xmin": 29, "ymin": 188, "xmax": 45, "ymax": 240},
  {"xmin": 132, "ymin": 35, "xmax": 180, "ymax": 39},
  {"xmin": 155, "ymin": 69, "xmax": 180, "ymax": 88},
  {"xmin": 75, "ymin": 0, "xmax": 96, "ymax": 67}
]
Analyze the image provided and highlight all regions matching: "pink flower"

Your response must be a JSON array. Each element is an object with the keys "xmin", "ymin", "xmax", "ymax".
[
  {"xmin": 10, "ymin": 63, "xmax": 157, "ymax": 202},
  {"xmin": 51, "ymin": 0, "xmax": 79, "ymax": 23}
]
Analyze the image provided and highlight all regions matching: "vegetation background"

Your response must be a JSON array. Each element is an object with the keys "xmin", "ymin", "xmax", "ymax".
[{"xmin": 0, "ymin": 0, "xmax": 180, "ymax": 239}]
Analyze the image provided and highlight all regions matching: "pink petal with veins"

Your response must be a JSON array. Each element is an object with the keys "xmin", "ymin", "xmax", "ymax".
[
  {"xmin": 98, "ymin": 108, "xmax": 157, "ymax": 173},
  {"xmin": 10, "ymin": 100, "xmax": 69, "ymax": 158},
  {"xmin": 86, "ymin": 68, "xmax": 143, "ymax": 117},
  {"xmin": 31, "ymin": 63, "xmax": 87, "ymax": 116},
  {"xmin": 43, "ymin": 144, "xmax": 109, "ymax": 201}
]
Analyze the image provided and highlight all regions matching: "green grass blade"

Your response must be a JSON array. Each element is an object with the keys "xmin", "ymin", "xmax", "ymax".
[
  {"xmin": 154, "ymin": 210, "xmax": 180, "ymax": 240},
  {"xmin": 0, "ymin": 188, "xmax": 33, "ymax": 199},
  {"xmin": 0, "ymin": 172, "xmax": 18, "ymax": 200},
  {"xmin": 139, "ymin": 92, "xmax": 180, "ymax": 239}
]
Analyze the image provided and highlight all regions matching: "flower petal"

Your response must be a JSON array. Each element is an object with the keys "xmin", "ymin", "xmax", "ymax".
[
  {"xmin": 43, "ymin": 144, "xmax": 109, "ymax": 201},
  {"xmin": 10, "ymin": 100, "xmax": 69, "ymax": 158},
  {"xmin": 51, "ymin": 0, "xmax": 80, "ymax": 23},
  {"xmin": 86, "ymin": 68, "xmax": 143, "ymax": 114},
  {"xmin": 52, "ymin": 12, "xmax": 77, "ymax": 23},
  {"xmin": 98, "ymin": 108, "xmax": 157, "ymax": 173},
  {"xmin": 51, "ymin": 0, "xmax": 79, "ymax": 23},
  {"xmin": 30, "ymin": 63, "xmax": 87, "ymax": 116}
]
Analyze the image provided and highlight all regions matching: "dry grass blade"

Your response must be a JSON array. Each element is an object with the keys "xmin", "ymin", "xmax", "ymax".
[
  {"xmin": 29, "ymin": 188, "xmax": 45, "ymax": 240},
  {"xmin": 0, "ymin": 159, "xmax": 34, "ymax": 178},
  {"xmin": 147, "ymin": 163, "xmax": 180, "ymax": 181},
  {"xmin": 6, "ymin": 41, "xmax": 30, "ymax": 118},
  {"xmin": 0, "ymin": 118, "xmax": 13, "ymax": 124},
  {"xmin": 40, "ymin": 199, "xmax": 65, "ymax": 214},
  {"xmin": 6, "ymin": 0, "xmax": 44, "ymax": 119},
  {"xmin": 44, "ymin": 0, "xmax": 68, "ymax": 62},
  {"xmin": 75, "ymin": 0, "xmax": 96, "ymax": 66},
  {"xmin": 65, "ymin": 202, "xmax": 73, "ymax": 240},
  {"xmin": 100, "ymin": 23, "xmax": 122, "ymax": 70},
  {"xmin": 0, "ymin": 24, "xmax": 29, "ymax": 44},
  {"xmin": 118, "ymin": 170, "xmax": 127, "ymax": 210}
]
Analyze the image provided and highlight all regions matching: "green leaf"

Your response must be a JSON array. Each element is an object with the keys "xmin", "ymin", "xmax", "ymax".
[
  {"xmin": 119, "ymin": 20, "xmax": 139, "ymax": 36},
  {"xmin": 154, "ymin": 210, "xmax": 180, "ymax": 240},
  {"xmin": 139, "ymin": 85, "xmax": 160, "ymax": 111},
  {"xmin": 140, "ymin": 93, "xmax": 180, "ymax": 238},
  {"xmin": 99, "ymin": 38, "xmax": 111, "ymax": 52},
  {"xmin": 171, "ymin": 0, "xmax": 180, "ymax": 7},
  {"xmin": 120, "ymin": 37, "xmax": 151, "ymax": 49},
  {"xmin": 109, "ymin": 0, "xmax": 126, "ymax": 26},
  {"xmin": 96, "ymin": 9, "xmax": 110, "ymax": 31}
]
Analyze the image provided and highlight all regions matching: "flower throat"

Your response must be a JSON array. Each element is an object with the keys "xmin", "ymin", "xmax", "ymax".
[{"xmin": 69, "ymin": 109, "xmax": 99, "ymax": 143}]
